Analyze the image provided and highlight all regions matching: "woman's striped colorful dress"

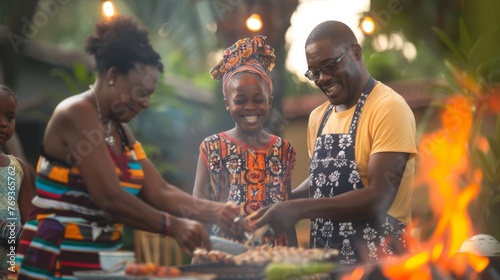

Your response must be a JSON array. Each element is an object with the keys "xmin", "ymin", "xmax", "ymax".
[{"xmin": 15, "ymin": 137, "xmax": 146, "ymax": 280}]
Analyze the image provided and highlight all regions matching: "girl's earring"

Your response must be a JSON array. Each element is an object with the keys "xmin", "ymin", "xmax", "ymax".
[{"xmin": 109, "ymin": 80, "xmax": 114, "ymax": 86}]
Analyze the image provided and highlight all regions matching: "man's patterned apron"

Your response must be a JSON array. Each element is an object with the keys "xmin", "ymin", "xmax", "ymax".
[{"xmin": 309, "ymin": 78, "xmax": 407, "ymax": 265}]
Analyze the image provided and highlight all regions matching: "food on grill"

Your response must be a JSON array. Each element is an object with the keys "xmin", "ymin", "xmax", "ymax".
[
  {"xmin": 124, "ymin": 262, "xmax": 181, "ymax": 277},
  {"xmin": 264, "ymin": 262, "xmax": 335, "ymax": 280},
  {"xmin": 192, "ymin": 245, "xmax": 339, "ymax": 266},
  {"xmin": 193, "ymin": 248, "xmax": 233, "ymax": 264},
  {"xmin": 233, "ymin": 246, "xmax": 338, "ymax": 266}
]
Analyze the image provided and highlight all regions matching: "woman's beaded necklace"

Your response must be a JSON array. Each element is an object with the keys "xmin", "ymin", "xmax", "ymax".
[{"xmin": 89, "ymin": 85, "xmax": 115, "ymax": 146}]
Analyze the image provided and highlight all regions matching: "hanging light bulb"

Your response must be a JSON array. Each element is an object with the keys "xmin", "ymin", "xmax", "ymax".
[
  {"xmin": 246, "ymin": 13, "xmax": 262, "ymax": 32},
  {"xmin": 102, "ymin": 0, "xmax": 115, "ymax": 18},
  {"xmin": 360, "ymin": 15, "xmax": 376, "ymax": 36}
]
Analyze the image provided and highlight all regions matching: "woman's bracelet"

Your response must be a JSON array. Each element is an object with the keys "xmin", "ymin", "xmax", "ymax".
[{"xmin": 160, "ymin": 212, "xmax": 170, "ymax": 238}]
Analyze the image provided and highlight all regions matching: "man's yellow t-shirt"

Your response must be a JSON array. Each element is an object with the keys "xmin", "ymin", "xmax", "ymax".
[{"xmin": 306, "ymin": 81, "xmax": 417, "ymax": 225}]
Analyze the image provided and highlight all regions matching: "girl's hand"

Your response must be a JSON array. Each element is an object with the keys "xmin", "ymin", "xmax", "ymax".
[
  {"xmin": 169, "ymin": 217, "xmax": 210, "ymax": 256},
  {"xmin": 216, "ymin": 202, "xmax": 251, "ymax": 239}
]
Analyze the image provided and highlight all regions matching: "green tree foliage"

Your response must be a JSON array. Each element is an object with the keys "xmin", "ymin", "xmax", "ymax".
[
  {"xmin": 364, "ymin": 0, "xmax": 462, "ymax": 80},
  {"xmin": 423, "ymin": 0, "xmax": 500, "ymax": 238},
  {"xmin": 370, "ymin": 0, "xmax": 461, "ymax": 51}
]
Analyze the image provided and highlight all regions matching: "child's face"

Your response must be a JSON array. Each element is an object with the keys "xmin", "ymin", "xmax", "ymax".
[
  {"xmin": 0, "ymin": 90, "xmax": 16, "ymax": 146},
  {"xmin": 224, "ymin": 73, "xmax": 273, "ymax": 134}
]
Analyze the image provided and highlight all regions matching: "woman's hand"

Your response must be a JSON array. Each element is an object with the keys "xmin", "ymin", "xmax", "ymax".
[
  {"xmin": 169, "ymin": 216, "xmax": 210, "ymax": 256},
  {"xmin": 215, "ymin": 202, "xmax": 251, "ymax": 239},
  {"xmin": 247, "ymin": 202, "xmax": 298, "ymax": 235}
]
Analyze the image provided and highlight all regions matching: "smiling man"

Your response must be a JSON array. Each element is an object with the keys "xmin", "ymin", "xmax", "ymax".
[{"xmin": 249, "ymin": 20, "xmax": 417, "ymax": 265}]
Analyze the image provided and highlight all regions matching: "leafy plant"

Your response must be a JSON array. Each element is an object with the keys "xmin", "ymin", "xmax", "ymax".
[
  {"xmin": 431, "ymin": 13, "xmax": 500, "ymax": 239},
  {"xmin": 469, "ymin": 115, "xmax": 500, "ymax": 237}
]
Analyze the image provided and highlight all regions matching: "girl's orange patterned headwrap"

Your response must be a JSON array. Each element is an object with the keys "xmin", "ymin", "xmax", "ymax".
[{"xmin": 209, "ymin": 35, "xmax": 275, "ymax": 96}]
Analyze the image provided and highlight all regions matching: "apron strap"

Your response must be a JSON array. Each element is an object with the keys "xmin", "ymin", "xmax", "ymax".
[
  {"xmin": 316, "ymin": 104, "xmax": 335, "ymax": 138},
  {"xmin": 348, "ymin": 77, "xmax": 375, "ymax": 135}
]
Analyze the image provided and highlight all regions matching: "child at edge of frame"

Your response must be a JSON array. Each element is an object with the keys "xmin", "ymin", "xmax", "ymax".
[{"xmin": 0, "ymin": 85, "xmax": 35, "ymax": 280}]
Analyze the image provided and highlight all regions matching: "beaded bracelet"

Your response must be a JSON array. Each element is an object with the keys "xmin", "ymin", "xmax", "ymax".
[{"xmin": 160, "ymin": 212, "xmax": 170, "ymax": 238}]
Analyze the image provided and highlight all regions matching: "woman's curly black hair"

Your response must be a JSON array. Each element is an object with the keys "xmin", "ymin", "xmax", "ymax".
[{"xmin": 84, "ymin": 15, "xmax": 163, "ymax": 74}]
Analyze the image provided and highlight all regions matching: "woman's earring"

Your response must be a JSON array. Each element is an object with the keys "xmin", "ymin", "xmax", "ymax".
[{"xmin": 109, "ymin": 80, "xmax": 114, "ymax": 86}]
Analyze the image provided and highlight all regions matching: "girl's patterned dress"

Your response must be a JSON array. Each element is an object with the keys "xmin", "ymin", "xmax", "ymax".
[{"xmin": 199, "ymin": 132, "xmax": 295, "ymax": 246}]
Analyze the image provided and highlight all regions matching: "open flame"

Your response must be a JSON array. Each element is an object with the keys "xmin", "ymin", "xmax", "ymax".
[{"xmin": 377, "ymin": 95, "xmax": 488, "ymax": 279}]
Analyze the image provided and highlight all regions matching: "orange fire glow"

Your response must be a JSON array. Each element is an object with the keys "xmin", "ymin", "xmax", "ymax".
[
  {"xmin": 380, "ymin": 95, "xmax": 489, "ymax": 279},
  {"xmin": 341, "ymin": 267, "xmax": 365, "ymax": 280}
]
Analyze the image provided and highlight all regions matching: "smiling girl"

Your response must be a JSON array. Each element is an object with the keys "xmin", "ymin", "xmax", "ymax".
[{"xmin": 193, "ymin": 36, "xmax": 297, "ymax": 247}]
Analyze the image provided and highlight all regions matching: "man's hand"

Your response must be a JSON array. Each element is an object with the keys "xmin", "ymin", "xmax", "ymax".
[
  {"xmin": 247, "ymin": 202, "xmax": 299, "ymax": 235},
  {"xmin": 215, "ymin": 202, "xmax": 251, "ymax": 239}
]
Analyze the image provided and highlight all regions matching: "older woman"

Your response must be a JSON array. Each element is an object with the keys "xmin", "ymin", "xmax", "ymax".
[{"xmin": 15, "ymin": 16, "xmax": 247, "ymax": 279}]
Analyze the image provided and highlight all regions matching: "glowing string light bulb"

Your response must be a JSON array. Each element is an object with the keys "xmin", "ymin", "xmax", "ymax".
[
  {"xmin": 102, "ymin": 1, "xmax": 115, "ymax": 18},
  {"xmin": 360, "ymin": 15, "xmax": 376, "ymax": 36},
  {"xmin": 246, "ymin": 13, "xmax": 262, "ymax": 32}
]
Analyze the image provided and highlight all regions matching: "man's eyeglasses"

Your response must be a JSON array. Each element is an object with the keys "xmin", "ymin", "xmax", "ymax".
[{"xmin": 304, "ymin": 45, "xmax": 353, "ymax": 81}]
